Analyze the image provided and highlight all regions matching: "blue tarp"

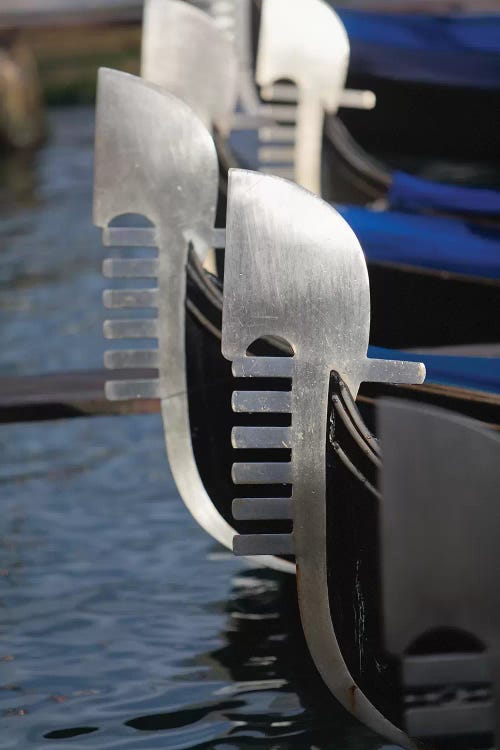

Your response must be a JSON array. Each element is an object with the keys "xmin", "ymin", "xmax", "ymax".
[
  {"xmin": 370, "ymin": 347, "xmax": 500, "ymax": 396},
  {"xmin": 337, "ymin": 8, "xmax": 500, "ymax": 89},
  {"xmin": 389, "ymin": 171, "xmax": 500, "ymax": 218},
  {"xmin": 338, "ymin": 205, "xmax": 500, "ymax": 279}
]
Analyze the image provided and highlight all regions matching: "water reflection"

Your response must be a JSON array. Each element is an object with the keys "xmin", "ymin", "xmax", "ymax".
[
  {"xmin": 0, "ymin": 414, "xmax": 389, "ymax": 749},
  {"xmin": 129, "ymin": 561, "xmax": 390, "ymax": 750}
]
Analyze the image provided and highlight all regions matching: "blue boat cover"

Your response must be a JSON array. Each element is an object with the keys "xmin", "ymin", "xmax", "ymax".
[
  {"xmin": 337, "ymin": 9, "xmax": 500, "ymax": 90},
  {"xmin": 389, "ymin": 171, "xmax": 500, "ymax": 218},
  {"xmin": 338, "ymin": 205, "xmax": 500, "ymax": 280},
  {"xmin": 371, "ymin": 347, "xmax": 500, "ymax": 396}
]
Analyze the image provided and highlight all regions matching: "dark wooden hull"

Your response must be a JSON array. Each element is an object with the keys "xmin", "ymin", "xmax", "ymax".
[
  {"xmin": 184, "ymin": 255, "xmax": 500, "ymax": 739},
  {"xmin": 340, "ymin": 73, "xmax": 500, "ymax": 166}
]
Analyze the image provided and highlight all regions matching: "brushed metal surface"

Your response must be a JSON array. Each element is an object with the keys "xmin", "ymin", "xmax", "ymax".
[
  {"xmin": 95, "ymin": 69, "xmax": 293, "ymax": 574},
  {"xmin": 142, "ymin": 0, "xmax": 238, "ymax": 135}
]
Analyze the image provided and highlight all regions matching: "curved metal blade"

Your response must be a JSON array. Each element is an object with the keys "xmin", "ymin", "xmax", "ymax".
[
  {"xmin": 256, "ymin": 0, "xmax": 374, "ymax": 193},
  {"xmin": 210, "ymin": 0, "xmax": 262, "ymax": 115},
  {"xmin": 258, "ymin": 0, "xmax": 350, "ymax": 112},
  {"xmin": 222, "ymin": 169, "xmax": 423, "ymax": 397},
  {"xmin": 222, "ymin": 169, "xmax": 423, "ymax": 747},
  {"xmin": 95, "ymin": 69, "xmax": 291, "ymax": 575},
  {"xmin": 94, "ymin": 68, "xmax": 218, "ymax": 255},
  {"xmin": 141, "ymin": 0, "xmax": 238, "ymax": 136}
]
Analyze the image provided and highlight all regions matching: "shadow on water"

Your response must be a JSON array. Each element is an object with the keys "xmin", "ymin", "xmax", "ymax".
[
  {"xmin": 41, "ymin": 566, "xmax": 386, "ymax": 748},
  {"xmin": 0, "ymin": 412, "xmax": 391, "ymax": 750}
]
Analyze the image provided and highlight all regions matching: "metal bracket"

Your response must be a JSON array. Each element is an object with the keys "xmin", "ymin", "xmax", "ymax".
[
  {"xmin": 222, "ymin": 169, "xmax": 423, "ymax": 747},
  {"xmin": 379, "ymin": 398, "xmax": 500, "ymax": 743}
]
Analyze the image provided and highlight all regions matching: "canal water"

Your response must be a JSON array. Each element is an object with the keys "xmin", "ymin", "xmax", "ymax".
[{"xmin": 0, "ymin": 108, "xmax": 397, "ymax": 749}]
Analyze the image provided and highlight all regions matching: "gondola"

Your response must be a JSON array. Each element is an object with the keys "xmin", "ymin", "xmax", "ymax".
[
  {"xmin": 333, "ymin": 5, "xmax": 500, "ymax": 162},
  {"xmin": 208, "ymin": 0, "xmax": 500, "ymax": 348},
  {"xmin": 235, "ymin": 0, "xmax": 500, "ymax": 213},
  {"xmin": 254, "ymin": 4, "xmax": 500, "ymax": 213},
  {"xmin": 324, "ymin": 114, "xmax": 500, "ymax": 215},
  {"xmin": 193, "ymin": 0, "xmax": 500, "ymax": 217},
  {"xmin": 94, "ymin": 65, "xmax": 500, "ymax": 748},
  {"xmin": 96, "ymin": 1, "xmax": 500, "ymax": 745}
]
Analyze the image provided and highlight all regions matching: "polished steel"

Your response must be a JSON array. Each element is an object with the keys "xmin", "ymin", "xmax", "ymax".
[
  {"xmin": 256, "ymin": 0, "xmax": 375, "ymax": 193},
  {"xmin": 232, "ymin": 497, "xmax": 293, "ymax": 520},
  {"xmin": 103, "ymin": 258, "xmax": 159, "ymax": 278},
  {"xmin": 232, "ymin": 390, "xmax": 292, "ymax": 413},
  {"xmin": 95, "ymin": 68, "xmax": 292, "ymax": 574},
  {"xmin": 222, "ymin": 169, "xmax": 424, "ymax": 746},
  {"xmin": 232, "ymin": 426, "xmax": 292, "ymax": 449},
  {"xmin": 103, "ymin": 289, "xmax": 159, "ymax": 308},
  {"xmin": 104, "ymin": 350, "xmax": 160, "ymax": 369},
  {"xmin": 209, "ymin": 0, "xmax": 262, "ymax": 115},
  {"xmin": 232, "ymin": 462, "xmax": 293, "ymax": 485},
  {"xmin": 234, "ymin": 533, "xmax": 294, "ymax": 556},
  {"xmin": 141, "ymin": 0, "xmax": 238, "ymax": 135},
  {"xmin": 380, "ymin": 398, "xmax": 500, "ymax": 741},
  {"xmin": 148, "ymin": 0, "xmax": 373, "ymax": 194}
]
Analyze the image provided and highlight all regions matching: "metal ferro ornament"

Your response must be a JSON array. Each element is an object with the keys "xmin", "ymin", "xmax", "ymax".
[
  {"xmin": 255, "ymin": 0, "xmax": 375, "ymax": 193},
  {"xmin": 141, "ymin": 0, "xmax": 238, "ymax": 136},
  {"xmin": 94, "ymin": 68, "xmax": 292, "ymax": 575},
  {"xmin": 221, "ymin": 169, "xmax": 425, "ymax": 746},
  {"xmin": 208, "ymin": 0, "xmax": 263, "ymax": 115},
  {"xmin": 193, "ymin": 0, "xmax": 374, "ymax": 191}
]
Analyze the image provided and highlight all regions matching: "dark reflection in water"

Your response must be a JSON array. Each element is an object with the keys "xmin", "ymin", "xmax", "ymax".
[
  {"xmin": 45, "ymin": 727, "xmax": 99, "ymax": 740},
  {"xmin": 0, "ymin": 415, "xmax": 393, "ymax": 750},
  {"xmin": 0, "ymin": 109, "xmax": 397, "ymax": 749}
]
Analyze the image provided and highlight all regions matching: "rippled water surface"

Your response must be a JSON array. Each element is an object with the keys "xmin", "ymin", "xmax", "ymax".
[{"xmin": 0, "ymin": 109, "xmax": 397, "ymax": 749}]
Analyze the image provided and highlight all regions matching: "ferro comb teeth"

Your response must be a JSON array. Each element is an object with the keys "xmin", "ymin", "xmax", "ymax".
[
  {"xmin": 141, "ymin": 0, "xmax": 238, "ymax": 136},
  {"xmin": 103, "ymin": 289, "xmax": 159, "ymax": 309},
  {"xmin": 102, "ymin": 259, "xmax": 158, "ymax": 279},
  {"xmin": 221, "ymin": 168, "xmax": 424, "ymax": 747},
  {"xmin": 256, "ymin": 0, "xmax": 375, "ymax": 193},
  {"xmin": 232, "ymin": 498, "xmax": 293, "ymax": 521},
  {"xmin": 231, "ymin": 391, "xmax": 292, "ymax": 413},
  {"xmin": 231, "ymin": 426, "xmax": 292, "ymax": 450},
  {"xmin": 94, "ymin": 68, "xmax": 292, "ymax": 575}
]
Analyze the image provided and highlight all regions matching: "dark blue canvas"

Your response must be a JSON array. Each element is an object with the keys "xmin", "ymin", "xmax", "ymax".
[
  {"xmin": 371, "ymin": 347, "xmax": 500, "ymax": 395},
  {"xmin": 338, "ymin": 9, "xmax": 500, "ymax": 89},
  {"xmin": 389, "ymin": 171, "xmax": 500, "ymax": 218},
  {"xmin": 339, "ymin": 205, "xmax": 500, "ymax": 279}
]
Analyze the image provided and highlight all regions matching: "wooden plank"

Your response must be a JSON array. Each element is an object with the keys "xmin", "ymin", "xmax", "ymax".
[
  {"xmin": 0, "ymin": 1, "xmax": 142, "ymax": 29},
  {"xmin": 0, "ymin": 367, "xmax": 499, "ymax": 425},
  {"xmin": 0, "ymin": 369, "xmax": 160, "ymax": 424}
]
